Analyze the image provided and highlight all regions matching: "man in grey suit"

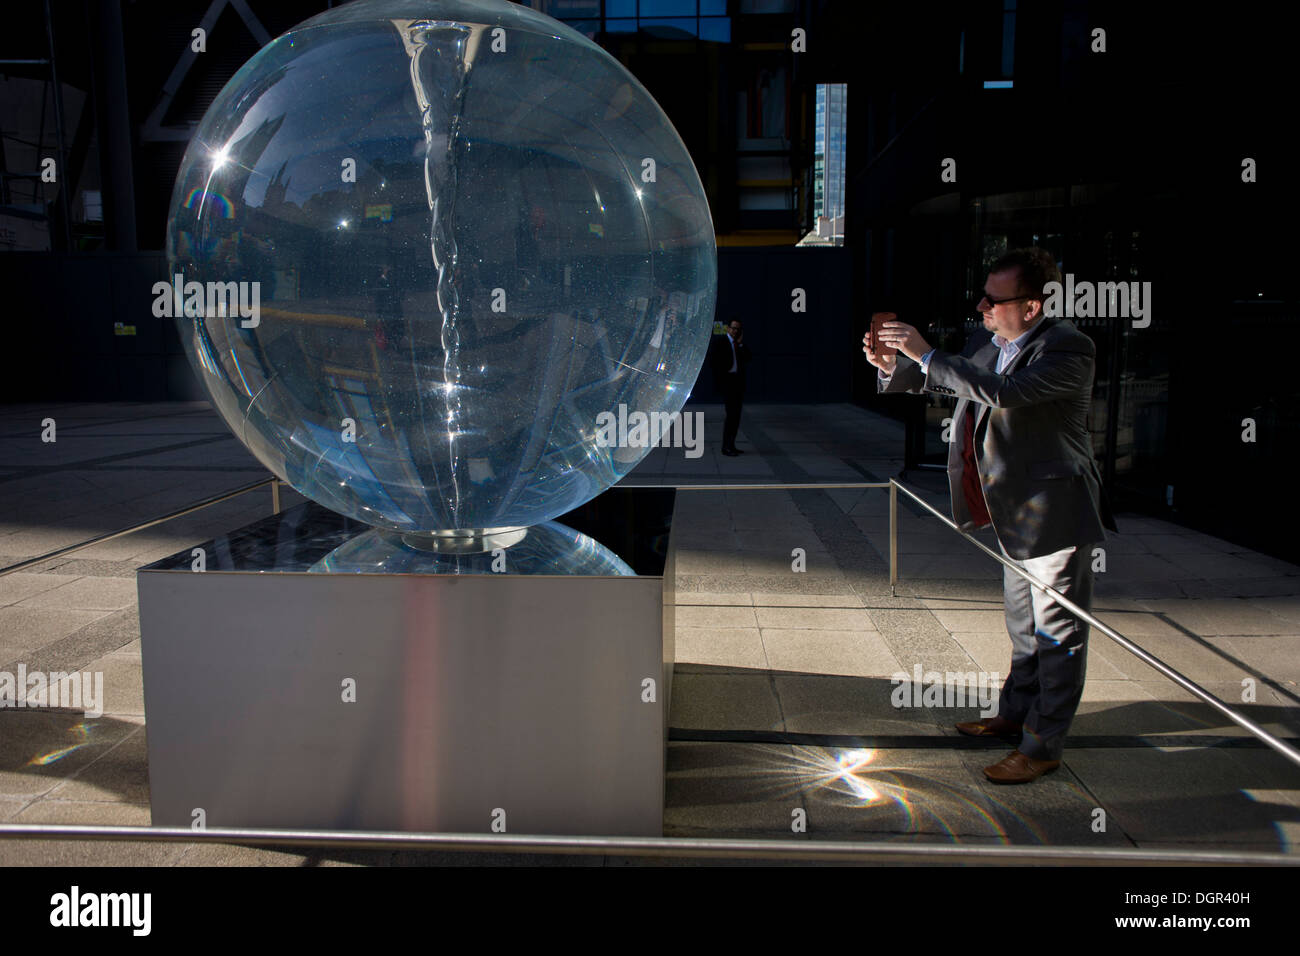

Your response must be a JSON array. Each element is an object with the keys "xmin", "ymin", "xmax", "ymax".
[{"xmin": 864, "ymin": 248, "xmax": 1116, "ymax": 784}]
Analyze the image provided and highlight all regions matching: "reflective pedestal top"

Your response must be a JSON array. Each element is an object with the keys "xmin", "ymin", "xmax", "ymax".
[{"xmin": 141, "ymin": 486, "xmax": 675, "ymax": 577}]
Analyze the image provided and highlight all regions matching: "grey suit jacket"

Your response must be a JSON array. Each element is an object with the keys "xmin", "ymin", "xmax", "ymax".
[{"xmin": 879, "ymin": 317, "xmax": 1116, "ymax": 559}]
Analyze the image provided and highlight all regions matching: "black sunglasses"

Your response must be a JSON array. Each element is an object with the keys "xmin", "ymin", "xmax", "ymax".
[{"xmin": 974, "ymin": 290, "xmax": 1037, "ymax": 308}]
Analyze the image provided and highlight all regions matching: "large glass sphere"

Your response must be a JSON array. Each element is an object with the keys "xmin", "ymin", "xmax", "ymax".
[{"xmin": 167, "ymin": 0, "xmax": 715, "ymax": 533}]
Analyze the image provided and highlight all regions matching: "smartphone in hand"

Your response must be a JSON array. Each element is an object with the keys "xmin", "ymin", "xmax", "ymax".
[{"xmin": 870, "ymin": 312, "xmax": 898, "ymax": 357}]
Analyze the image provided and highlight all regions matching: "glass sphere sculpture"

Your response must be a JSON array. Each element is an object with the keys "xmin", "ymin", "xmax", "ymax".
[{"xmin": 167, "ymin": 0, "xmax": 716, "ymax": 534}]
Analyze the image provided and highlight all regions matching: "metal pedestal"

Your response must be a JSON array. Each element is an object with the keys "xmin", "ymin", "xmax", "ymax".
[{"xmin": 137, "ymin": 489, "xmax": 676, "ymax": 837}]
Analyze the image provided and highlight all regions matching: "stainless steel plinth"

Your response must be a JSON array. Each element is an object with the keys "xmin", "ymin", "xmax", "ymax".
[{"xmin": 137, "ymin": 491, "xmax": 676, "ymax": 837}]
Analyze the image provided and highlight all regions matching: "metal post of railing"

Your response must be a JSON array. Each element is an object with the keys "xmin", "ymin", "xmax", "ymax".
[
  {"xmin": 889, "ymin": 480, "xmax": 898, "ymax": 597},
  {"xmin": 888, "ymin": 478, "xmax": 1300, "ymax": 771},
  {"xmin": 271, "ymin": 478, "xmax": 281, "ymax": 514}
]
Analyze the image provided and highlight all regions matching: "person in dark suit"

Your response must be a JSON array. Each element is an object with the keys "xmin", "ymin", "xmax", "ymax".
[
  {"xmin": 864, "ymin": 247, "xmax": 1117, "ymax": 784},
  {"xmin": 709, "ymin": 318, "xmax": 750, "ymax": 456}
]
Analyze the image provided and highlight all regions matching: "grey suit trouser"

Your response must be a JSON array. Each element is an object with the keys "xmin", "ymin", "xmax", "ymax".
[{"xmin": 996, "ymin": 541, "xmax": 1098, "ymax": 761}]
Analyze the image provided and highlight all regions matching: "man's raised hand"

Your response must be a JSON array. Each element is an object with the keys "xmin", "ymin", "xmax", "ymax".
[
  {"xmin": 862, "ymin": 330, "xmax": 897, "ymax": 375},
  {"xmin": 877, "ymin": 320, "xmax": 933, "ymax": 362}
]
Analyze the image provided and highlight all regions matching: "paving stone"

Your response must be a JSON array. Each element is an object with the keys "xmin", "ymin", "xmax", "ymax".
[
  {"xmin": 1065, "ymin": 747, "xmax": 1297, "ymax": 847},
  {"xmin": 0, "ymin": 713, "xmax": 139, "ymax": 799},
  {"xmin": 926, "ymin": 608, "xmax": 1007, "ymax": 632},
  {"xmin": 1216, "ymin": 636, "xmax": 1300, "ymax": 684},
  {"xmin": 676, "ymin": 604, "xmax": 759, "ymax": 629},
  {"xmin": 704, "ymin": 573, "xmax": 854, "ymax": 595},
  {"xmin": 950, "ymin": 748, "xmax": 1129, "ymax": 845},
  {"xmin": 949, "ymin": 632, "xmax": 1014, "ymax": 676},
  {"xmin": 1255, "ymin": 597, "xmax": 1300, "ymax": 624},
  {"xmin": 1137, "ymin": 599, "xmax": 1292, "ymax": 635},
  {"xmin": 1090, "ymin": 631, "xmax": 1257, "ymax": 684},
  {"xmin": 903, "ymin": 578, "xmax": 1010, "ymax": 601},
  {"xmin": 664, "ymin": 742, "xmax": 808, "ymax": 833},
  {"xmin": 669, "ymin": 671, "xmax": 782, "ymax": 731},
  {"xmin": 672, "ymin": 531, "xmax": 740, "ymax": 552},
  {"xmin": 742, "ymin": 551, "xmax": 837, "ymax": 577},
  {"xmin": 173, "ymin": 843, "xmax": 324, "ymax": 866},
  {"xmin": 750, "ymin": 591, "xmax": 864, "ymax": 607},
  {"xmin": 801, "ymin": 745, "xmax": 1134, "ymax": 845},
  {"xmin": 1127, "ymin": 682, "xmax": 1300, "ymax": 738},
  {"xmin": 675, "ymin": 550, "xmax": 746, "ymax": 575},
  {"xmin": 0, "ymin": 572, "xmax": 81, "ymax": 607},
  {"xmin": 0, "ymin": 796, "xmax": 31, "ymax": 822},
  {"xmin": 73, "ymin": 654, "xmax": 144, "ymax": 718},
  {"xmin": 677, "ymin": 573, "xmax": 756, "ymax": 594},
  {"xmin": 20, "ymin": 576, "xmax": 137, "ymax": 611},
  {"xmin": 674, "ymin": 627, "xmax": 767, "ymax": 671},
  {"xmin": 760, "ymin": 628, "xmax": 902, "ymax": 678},
  {"xmin": 754, "ymin": 607, "xmax": 877, "ymax": 630},
  {"xmin": 46, "ymin": 726, "xmax": 149, "ymax": 804},
  {"xmin": 0, "ymin": 606, "xmax": 111, "ymax": 663},
  {"xmin": 1094, "ymin": 579, "xmax": 1188, "ymax": 599},
  {"xmin": 18, "ymin": 607, "xmax": 140, "ymax": 677},
  {"xmin": 42, "ymin": 558, "xmax": 147, "ymax": 578},
  {"xmin": 675, "ymin": 591, "xmax": 753, "ymax": 606},
  {"xmin": 774, "ymin": 675, "xmax": 948, "ymax": 737}
]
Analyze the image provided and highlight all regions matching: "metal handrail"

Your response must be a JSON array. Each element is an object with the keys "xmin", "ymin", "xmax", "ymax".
[
  {"xmin": 0, "ymin": 823, "xmax": 1295, "ymax": 865},
  {"xmin": 887, "ymin": 478, "xmax": 1300, "ymax": 770}
]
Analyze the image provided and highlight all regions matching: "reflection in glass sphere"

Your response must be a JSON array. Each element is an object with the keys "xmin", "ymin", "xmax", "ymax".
[
  {"xmin": 309, "ymin": 521, "xmax": 634, "ymax": 576},
  {"xmin": 167, "ymin": 0, "xmax": 715, "ymax": 533}
]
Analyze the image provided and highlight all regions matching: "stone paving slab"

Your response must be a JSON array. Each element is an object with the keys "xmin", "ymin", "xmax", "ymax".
[
  {"xmin": 19, "ymin": 576, "xmax": 137, "ymax": 612},
  {"xmin": 755, "ymin": 606, "xmax": 877, "ymax": 630},
  {"xmin": 1064, "ymin": 748, "xmax": 1298, "ymax": 848},
  {"xmin": 0, "ymin": 713, "xmax": 141, "ymax": 800},
  {"xmin": 664, "ymin": 742, "xmax": 808, "ymax": 834},
  {"xmin": 760, "ymin": 629, "xmax": 902, "ymax": 678},
  {"xmin": 669, "ymin": 671, "xmax": 783, "ymax": 732},
  {"xmin": 45, "ymin": 726, "xmax": 149, "ymax": 805},
  {"xmin": 675, "ymin": 626, "xmax": 767, "ymax": 670},
  {"xmin": 0, "ymin": 606, "xmax": 112, "ymax": 664},
  {"xmin": 0, "ymin": 572, "xmax": 82, "ymax": 606},
  {"xmin": 773, "ymin": 675, "xmax": 948, "ymax": 736},
  {"xmin": 13, "ymin": 607, "xmax": 139, "ymax": 678},
  {"xmin": 675, "ymin": 591, "xmax": 753, "ymax": 606}
]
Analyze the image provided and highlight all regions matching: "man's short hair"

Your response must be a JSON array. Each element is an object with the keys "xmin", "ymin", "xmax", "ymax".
[{"xmin": 990, "ymin": 247, "xmax": 1061, "ymax": 299}]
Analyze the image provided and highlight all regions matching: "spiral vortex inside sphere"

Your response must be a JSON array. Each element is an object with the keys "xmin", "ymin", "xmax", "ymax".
[{"xmin": 166, "ymin": 0, "xmax": 716, "ymax": 532}]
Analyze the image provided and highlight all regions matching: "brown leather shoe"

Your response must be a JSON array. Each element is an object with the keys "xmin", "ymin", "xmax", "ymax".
[
  {"xmin": 955, "ymin": 716, "xmax": 1021, "ymax": 739},
  {"xmin": 983, "ymin": 750, "xmax": 1060, "ymax": 784}
]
